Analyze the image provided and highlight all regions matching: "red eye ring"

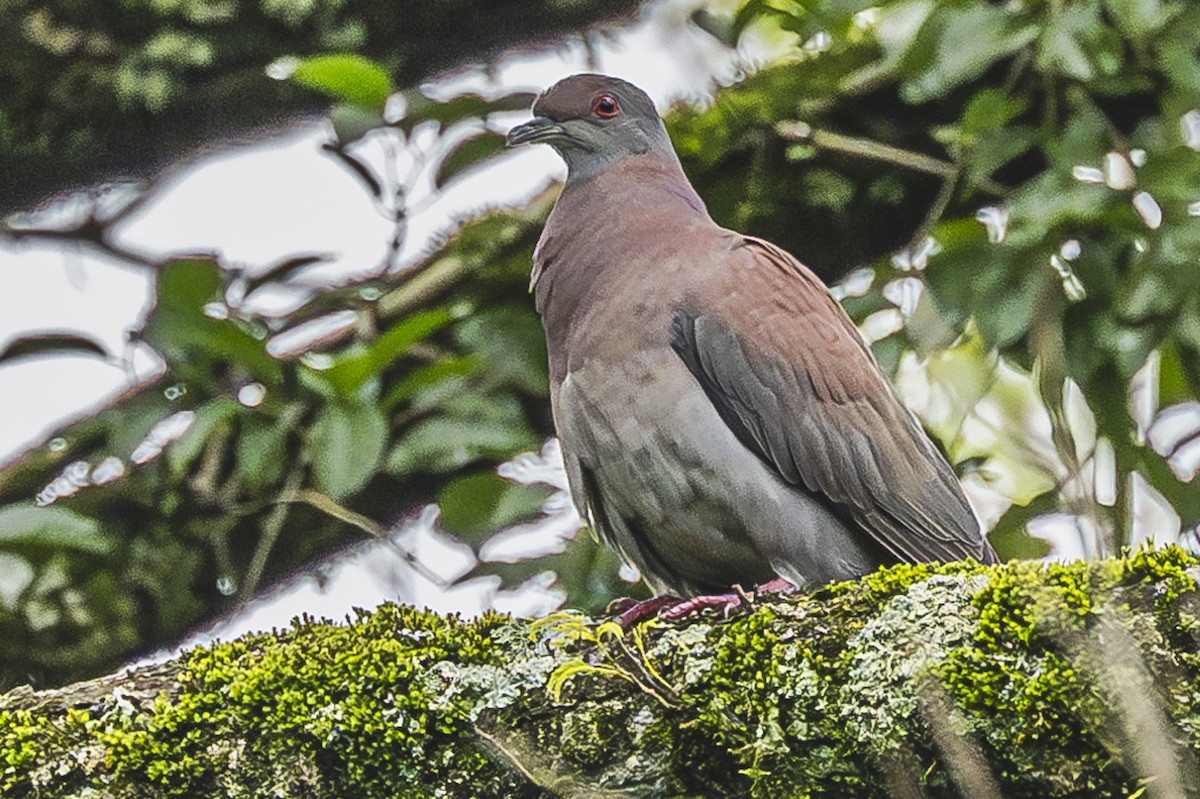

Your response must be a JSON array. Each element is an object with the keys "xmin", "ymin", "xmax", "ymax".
[{"xmin": 592, "ymin": 93, "xmax": 620, "ymax": 118}]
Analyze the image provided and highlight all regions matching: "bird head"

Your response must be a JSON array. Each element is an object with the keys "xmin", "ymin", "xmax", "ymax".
[{"xmin": 506, "ymin": 73, "xmax": 674, "ymax": 179}]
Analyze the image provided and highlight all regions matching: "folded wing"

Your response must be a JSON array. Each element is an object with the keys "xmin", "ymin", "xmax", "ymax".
[{"xmin": 671, "ymin": 236, "xmax": 997, "ymax": 565}]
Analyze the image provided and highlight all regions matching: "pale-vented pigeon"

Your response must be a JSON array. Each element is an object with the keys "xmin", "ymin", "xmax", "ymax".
[{"xmin": 506, "ymin": 74, "xmax": 996, "ymax": 620}]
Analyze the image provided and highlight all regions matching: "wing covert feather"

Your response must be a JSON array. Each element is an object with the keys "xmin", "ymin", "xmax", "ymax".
[{"xmin": 671, "ymin": 237, "xmax": 996, "ymax": 565}]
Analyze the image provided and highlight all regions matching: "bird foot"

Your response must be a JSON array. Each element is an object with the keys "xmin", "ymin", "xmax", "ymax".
[
  {"xmin": 755, "ymin": 577, "xmax": 798, "ymax": 596},
  {"xmin": 609, "ymin": 578, "xmax": 797, "ymax": 626},
  {"xmin": 608, "ymin": 595, "xmax": 684, "ymax": 627},
  {"xmin": 659, "ymin": 591, "xmax": 745, "ymax": 621}
]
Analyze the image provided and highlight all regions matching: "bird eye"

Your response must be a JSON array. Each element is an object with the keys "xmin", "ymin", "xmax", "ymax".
[{"xmin": 592, "ymin": 94, "xmax": 620, "ymax": 119}]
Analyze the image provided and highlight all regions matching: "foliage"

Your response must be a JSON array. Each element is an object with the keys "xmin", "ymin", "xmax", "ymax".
[
  {"xmin": 2, "ymin": 0, "xmax": 1199, "ymax": 690},
  {"xmin": 0, "ymin": 47, "xmax": 626, "ymax": 686},
  {"xmin": 3, "ymin": 549, "xmax": 1200, "ymax": 797},
  {"xmin": 0, "ymin": 0, "xmax": 643, "ymax": 213},
  {"xmin": 0, "ymin": 208, "xmax": 561, "ymax": 689}
]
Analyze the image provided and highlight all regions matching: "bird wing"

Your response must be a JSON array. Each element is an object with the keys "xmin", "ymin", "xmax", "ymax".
[{"xmin": 670, "ymin": 236, "xmax": 996, "ymax": 565}]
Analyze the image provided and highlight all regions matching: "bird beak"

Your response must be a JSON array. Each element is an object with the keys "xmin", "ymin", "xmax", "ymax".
[{"xmin": 506, "ymin": 117, "xmax": 565, "ymax": 147}]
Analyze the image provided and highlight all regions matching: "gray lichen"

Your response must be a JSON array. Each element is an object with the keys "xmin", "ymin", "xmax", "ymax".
[
  {"xmin": 4, "ymin": 549, "xmax": 1200, "ymax": 798},
  {"xmin": 841, "ymin": 572, "xmax": 990, "ymax": 749}
]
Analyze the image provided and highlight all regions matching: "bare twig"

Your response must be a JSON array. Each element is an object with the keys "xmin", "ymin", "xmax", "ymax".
[{"xmin": 775, "ymin": 122, "xmax": 1010, "ymax": 197}]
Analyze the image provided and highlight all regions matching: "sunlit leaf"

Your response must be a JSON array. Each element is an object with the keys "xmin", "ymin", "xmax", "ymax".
[
  {"xmin": 0, "ymin": 505, "xmax": 111, "ymax": 554},
  {"xmin": 291, "ymin": 53, "xmax": 393, "ymax": 112}
]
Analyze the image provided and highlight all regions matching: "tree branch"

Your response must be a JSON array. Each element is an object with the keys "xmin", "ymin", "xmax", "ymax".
[{"xmin": 3, "ymin": 551, "xmax": 1198, "ymax": 798}]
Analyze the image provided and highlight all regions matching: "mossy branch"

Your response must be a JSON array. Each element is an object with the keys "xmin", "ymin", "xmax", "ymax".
[{"xmin": 3, "ymin": 550, "xmax": 1200, "ymax": 798}]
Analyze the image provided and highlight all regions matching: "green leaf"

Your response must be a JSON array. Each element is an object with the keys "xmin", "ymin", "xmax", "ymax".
[
  {"xmin": 1037, "ymin": 5, "xmax": 1100, "ymax": 81},
  {"xmin": 0, "ymin": 333, "xmax": 108, "ymax": 365},
  {"xmin": 290, "ymin": 54, "xmax": 393, "ymax": 112},
  {"xmin": 846, "ymin": 0, "xmax": 936, "ymax": 85},
  {"xmin": 452, "ymin": 307, "xmax": 548, "ymax": 396},
  {"xmin": 731, "ymin": 0, "xmax": 789, "ymax": 41},
  {"xmin": 962, "ymin": 126, "xmax": 1037, "ymax": 190},
  {"xmin": 435, "ymin": 131, "xmax": 508, "ymax": 189},
  {"xmin": 386, "ymin": 411, "xmax": 537, "ymax": 477},
  {"xmin": 437, "ymin": 471, "xmax": 547, "ymax": 538},
  {"xmin": 141, "ymin": 257, "xmax": 282, "ymax": 385},
  {"xmin": 1156, "ymin": 11, "xmax": 1200, "ymax": 95},
  {"xmin": 156, "ymin": 255, "xmax": 223, "ymax": 311},
  {"xmin": 308, "ymin": 402, "xmax": 388, "ymax": 500},
  {"xmin": 329, "ymin": 102, "xmax": 384, "ymax": 145},
  {"xmin": 321, "ymin": 308, "xmax": 453, "ymax": 397},
  {"xmin": 1004, "ymin": 172, "xmax": 1112, "ymax": 248},
  {"xmin": 869, "ymin": 334, "xmax": 904, "ymax": 376},
  {"xmin": 166, "ymin": 397, "xmax": 240, "ymax": 478},
  {"xmin": 960, "ymin": 88, "xmax": 1029, "ymax": 138},
  {"xmin": 0, "ymin": 551, "xmax": 35, "ymax": 610},
  {"xmin": 1118, "ymin": 272, "xmax": 1176, "ymax": 322},
  {"xmin": 973, "ymin": 277, "xmax": 1039, "ymax": 349},
  {"xmin": 382, "ymin": 355, "xmax": 484, "ymax": 411},
  {"xmin": 0, "ymin": 505, "xmax": 111, "ymax": 554},
  {"xmin": 801, "ymin": 168, "xmax": 855, "ymax": 212},
  {"xmin": 1104, "ymin": 0, "xmax": 1173, "ymax": 42},
  {"xmin": 1159, "ymin": 339, "xmax": 1199, "ymax": 406},
  {"xmin": 902, "ymin": 5, "xmax": 1038, "ymax": 102},
  {"xmin": 986, "ymin": 492, "xmax": 1055, "ymax": 561},
  {"xmin": 235, "ymin": 404, "xmax": 304, "ymax": 492}
]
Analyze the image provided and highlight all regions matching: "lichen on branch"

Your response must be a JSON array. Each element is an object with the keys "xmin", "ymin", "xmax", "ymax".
[{"xmin": 3, "ymin": 548, "xmax": 1200, "ymax": 798}]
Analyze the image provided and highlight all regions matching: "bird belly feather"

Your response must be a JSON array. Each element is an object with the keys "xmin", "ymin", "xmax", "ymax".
[{"xmin": 554, "ymin": 350, "xmax": 880, "ymax": 595}]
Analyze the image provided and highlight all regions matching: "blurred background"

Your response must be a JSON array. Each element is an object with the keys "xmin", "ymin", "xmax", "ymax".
[{"xmin": 1, "ymin": 0, "xmax": 1197, "ymax": 690}]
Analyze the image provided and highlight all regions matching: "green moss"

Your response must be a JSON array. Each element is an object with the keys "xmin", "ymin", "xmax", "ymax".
[
  {"xmin": 937, "ymin": 548, "xmax": 1200, "ymax": 798},
  {"xmin": 559, "ymin": 701, "xmax": 631, "ymax": 768},
  {"xmin": 5, "ymin": 550, "xmax": 1200, "ymax": 798},
  {"xmin": 1, "ymin": 605, "xmax": 526, "ymax": 797}
]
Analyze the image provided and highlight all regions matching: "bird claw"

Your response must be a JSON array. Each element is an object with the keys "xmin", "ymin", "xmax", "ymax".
[
  {"xmin": 609, "ymin": 579, "xmax": 797, "ymax": 627},
  {"xmin": 659, "ymin": 591, "xmax": 744, "ymax": 621},
  {"xmin": 610, "ymin": 595, "xmax": 684, "ymax": 627},
  {"xmin": 605, "ymin": 597, "xmax": 640, "ymax": 615}
]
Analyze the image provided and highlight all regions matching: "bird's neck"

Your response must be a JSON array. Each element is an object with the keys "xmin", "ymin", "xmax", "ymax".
[{"xmin": 532, "ymin": 154, "xmax": 711, "ymax": 314}]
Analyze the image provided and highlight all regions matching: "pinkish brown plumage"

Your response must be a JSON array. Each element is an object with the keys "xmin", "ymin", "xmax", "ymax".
[{"xmin": 507, "ymin": 74, "xmax": 996, "ymax": 615}]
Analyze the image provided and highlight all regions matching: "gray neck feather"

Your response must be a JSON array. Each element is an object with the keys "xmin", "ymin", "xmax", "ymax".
[{"xmin": 560, "ymin": 126, "xmax": 677, "ymax": 183}]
